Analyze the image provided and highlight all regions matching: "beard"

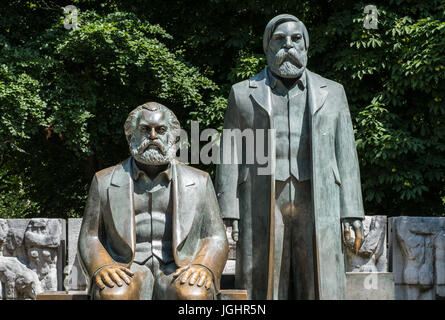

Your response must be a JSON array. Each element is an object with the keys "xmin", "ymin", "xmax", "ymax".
[
  {"xmin": 267, "ymin": 47, "xmax": 307, "ymax": 79},
  {"xmin": 129, "ymin": 136, "xmax": 176, "ymax": 165}
]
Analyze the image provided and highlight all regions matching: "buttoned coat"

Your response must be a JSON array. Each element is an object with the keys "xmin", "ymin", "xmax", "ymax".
[
  {"xmin": 215, "ymin": 67, "xmax": 365, "ymax": 299},
  {"xmin": 78, "ymin": 158, "xmax": 228, "ymax": 294}
]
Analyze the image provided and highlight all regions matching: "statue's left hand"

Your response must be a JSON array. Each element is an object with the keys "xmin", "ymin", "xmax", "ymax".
[
  {"xmin": 172, "ymin": 265, "xmax": 213, "ymax": 290},
  {"xmin": 342, "ymin": 218, "xmax": 364, "ymax": 254}
]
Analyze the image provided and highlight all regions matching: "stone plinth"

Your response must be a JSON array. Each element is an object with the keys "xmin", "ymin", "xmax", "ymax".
[
  {"xmin": 36, "ymin": 289, "xmax": 248, "ymax": 300},
  {"xmin": 345, "ymin": 272, "xmax": 394, "ymax": 300},
  {"xmin": 65, "ymin": 218, "xmax": 87, "ymax": 291},
  {"xmin": 37, "ymin": 291, "xmax": 88, "ymax": 300},
  {"xmin": 218, "ymin": 289, "xmax": 248, "ymax": 300}
]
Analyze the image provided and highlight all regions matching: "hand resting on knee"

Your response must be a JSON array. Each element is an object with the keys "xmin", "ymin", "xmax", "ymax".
[
  {"xmin": 94, "ymin": 264, "xmax": 135, "ymax": 289},
  {"xmin": 172, "ymin": 264, "xmax": 213, "ymax": 289}
]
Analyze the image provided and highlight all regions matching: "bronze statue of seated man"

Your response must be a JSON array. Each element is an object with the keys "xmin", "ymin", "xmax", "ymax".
[{"xmin": 78, "ymin": 102, "xmax": 228, "ymax": 300}]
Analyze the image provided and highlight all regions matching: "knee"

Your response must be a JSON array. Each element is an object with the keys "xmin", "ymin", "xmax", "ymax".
[
  {"xmin": 91, "ymin": 265, "xmax": 153, "ymax": 300},
  {"xmin": 92, "ymin": 283, "xmax": 137, "ymax": 300},
  {"xmin": 173, "ymin": 281, "xmax": 214, "ymax": 300}
]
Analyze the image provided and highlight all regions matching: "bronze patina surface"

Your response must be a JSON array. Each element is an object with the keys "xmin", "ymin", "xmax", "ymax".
[
  {"xmin": 78, "ymin": 102, "xmax": 228, "ymax": 300},
  {"xmin": 216, "ymin": 14, "xmax": 365, "ymax": 300}
]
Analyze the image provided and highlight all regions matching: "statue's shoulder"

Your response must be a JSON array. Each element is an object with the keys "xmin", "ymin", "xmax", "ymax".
[
  {"xmin": 94, "ymin": 158, "xmax": 130, "ymax": 183},
  {"xmin": 231, "ymin": 79, "xmax": 250, "ymax": 94},
  {"xmin": 231, "ymin": 68, "xmax": 267, "ymax": 94},
  {"xmin": 95, "ymin": 166, "xmax": 115, "ymax": 182},
  {"xmin": 174, "ymin": 161, "xmax": 210, "ymax": 183},
  {"xmin": 306, "ymin": 70, "xmax": 344, "ymax": 92}
]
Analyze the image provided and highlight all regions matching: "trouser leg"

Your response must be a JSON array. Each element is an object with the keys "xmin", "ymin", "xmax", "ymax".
[
  {"xmin": 274, "ymin": 178, "xmax": 316, "ymax": 300},
  {"xmin": 290, "ymin": 179, "xmax": 316, "ymax": 300},
  {"xmin": 274, "ymin": 179, "xmax": 292, "ymax": 300}
]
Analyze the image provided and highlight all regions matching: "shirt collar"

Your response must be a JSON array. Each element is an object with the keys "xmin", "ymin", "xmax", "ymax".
[
  {"xmin": 267, "ymin": 67, "xmax": 306, "ymax": 91},
  {"xmin": 130, "ymin": 157, "xmax": 172, "ymax": 182}
]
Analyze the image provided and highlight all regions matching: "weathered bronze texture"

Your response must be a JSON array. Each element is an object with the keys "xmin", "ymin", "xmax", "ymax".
[
  {"xmin": 78, "ymin": 102, "xmax": 228, "ymax": 300},
  {"xmin": 215, "ymin": 14, "xmax": 365, "ymax": 300}
]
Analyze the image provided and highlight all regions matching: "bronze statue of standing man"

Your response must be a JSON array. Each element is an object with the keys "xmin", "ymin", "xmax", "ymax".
[{"xmin": 216, "ymin": 14, "xmax": 365, "ymax": 300}]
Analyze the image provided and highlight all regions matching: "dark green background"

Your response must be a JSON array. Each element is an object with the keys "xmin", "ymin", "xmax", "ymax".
[{"xmin": 0, "ymin": 0, "xmax": 444, "ymax": 218}]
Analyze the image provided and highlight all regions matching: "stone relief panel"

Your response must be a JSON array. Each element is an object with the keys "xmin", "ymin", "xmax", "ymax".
[
  {"xmin": 0, "ymin": 256, "xmax": 42, "ymax": 299},
  {"xmin": 0, "ymin": 219, "xmax": 65, "ymax": 299},
  {"xmin": 344, "ymin": 215, "xmax": 388, "ymax": 272},
  {"xmin": 390, "ymin": 217, "xmax": 445, "ymax": 300},
  {"xmin": 65, "ymin": 218, "xmax": 87, "ymax": 291}
]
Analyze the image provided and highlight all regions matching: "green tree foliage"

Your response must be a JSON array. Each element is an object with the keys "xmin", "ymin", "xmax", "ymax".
[
  {"xmin": 0, "ymin": 4, "xmax": 224, "ymax": 218},
  {"xmin": 309, "ymin": 1, "xmax": 445, "ymax": 216},
  {"xmin": 0, "ymin": 0, "xmax": 444, "ymax": 218}
]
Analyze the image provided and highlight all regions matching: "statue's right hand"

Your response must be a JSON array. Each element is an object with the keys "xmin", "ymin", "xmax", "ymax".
[
  {"xmin": 94, "ymin": 265, "xmax": 134, "ymax": 290},
  {"xmin": 223, "ymin": 219, "xmax": 239, "ymax": 242},
  {"xmin": 231, "ymin": 220, "xmax": 239, "ymax": 242}
]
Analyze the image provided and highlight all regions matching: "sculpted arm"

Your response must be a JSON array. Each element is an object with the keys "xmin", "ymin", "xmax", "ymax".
[
  {"xmin": 173, "ymin": 174, "xmax": 229, "ymax": 292},
  {"xmin": 335, "ymin": 86, "xmax": 365, "ymax": 253},
  {"xmin": 78, "ymin": 175, "xmax": 134, "ymax": 289},
  {"xmin": 215, "ymin": 87, "xmax": 241, "ymax": 241}
]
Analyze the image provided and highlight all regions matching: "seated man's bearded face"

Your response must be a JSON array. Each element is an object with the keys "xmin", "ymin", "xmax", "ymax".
[
  {"xmin": 128, "ymin": 107, "xmax": 178, "ymax": 165},
  {"xmin": 266, "ymin": 20, "xmax": 308, "ymax": 79}
]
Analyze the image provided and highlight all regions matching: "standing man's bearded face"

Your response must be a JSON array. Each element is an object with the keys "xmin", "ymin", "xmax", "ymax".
[
  {"xmin": 128, "ymin": 109, "xmax": 177, "ymax": 165},
  {"xmin": 266, "ymin": 21, "xmax": 308, "ymax": 79}
]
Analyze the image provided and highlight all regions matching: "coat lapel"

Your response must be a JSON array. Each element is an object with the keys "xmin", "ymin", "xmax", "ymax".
[
  {"xmin": 250, "ymin": 68, "xmax": 329, "ymax": 118},
  {"xmin": 108, "ymin": 158, "xmax": 136, "ymax": 255},
  {"xmin": 250, "ymin": 68, "xmax": 273, "ymax": 118},
  {"xmin": 306, "ymin": 69, "xmax": 328, "ymax": 115},
  {"xmin": 171, "ymin": 161, "xmax": 196, "ymax": 257}
]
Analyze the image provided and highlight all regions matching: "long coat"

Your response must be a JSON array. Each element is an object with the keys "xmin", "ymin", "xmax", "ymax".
[
  {"xmin": 78, "ymin": 158, "xmax": 228, "ymax": 293},
  {"xmin": 215, "ymin": 67, "xmax": 365, "ymax": 299}
]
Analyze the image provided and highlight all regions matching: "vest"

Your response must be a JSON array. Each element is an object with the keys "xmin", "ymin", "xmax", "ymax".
[{"xmin": 271, "ymin": 72, "xmax": 311, "ymax": 182}]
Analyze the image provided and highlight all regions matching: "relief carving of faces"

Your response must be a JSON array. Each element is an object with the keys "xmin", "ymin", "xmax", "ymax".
[
  {"xmin": 27, "ymin": 247, "xmax": 54, "ymax": 270},
  {"xmin": 27, "ymin": 248, "xmax": 41, "ymax": 267}
]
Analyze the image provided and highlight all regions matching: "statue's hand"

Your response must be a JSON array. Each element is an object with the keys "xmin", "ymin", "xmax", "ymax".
[
  {"xmin": 342, "ymin": 218, "xmax": 364, "ymax": 254},
  {"xmin": 94, "ymin": 265, "xmax": 134, "ymax": 290},
  {"xmin": 172, "ymin": 265, "xmax": 213, "ymax": 290},
  {"xmin": 223, "ymin": 218, "xmax": 239, "ymax": 242}
]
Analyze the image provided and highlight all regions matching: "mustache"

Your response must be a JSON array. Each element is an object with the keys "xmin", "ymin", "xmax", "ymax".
[
  {"xmin": 274, "ymin": 48, "xmax": 304, "ymax": 68},
  {"xmin": 137, "ymin": 139, "xmax": 166, "ymax": 155}
]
